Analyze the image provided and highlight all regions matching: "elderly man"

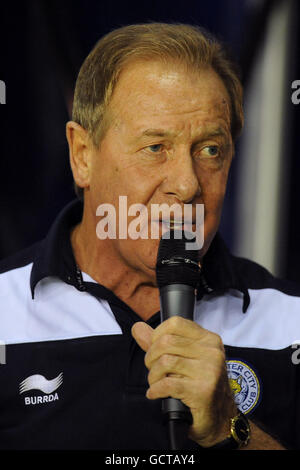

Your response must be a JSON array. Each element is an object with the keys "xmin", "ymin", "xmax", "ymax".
[{"xmin": 0, "ymin": 23, "xmax": 299, "ymax": 450}]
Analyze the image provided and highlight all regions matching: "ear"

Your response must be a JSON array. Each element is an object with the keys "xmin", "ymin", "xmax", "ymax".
[{"xmin": 66, "ymin": 121, "xmax": 92, "ymax": 190}]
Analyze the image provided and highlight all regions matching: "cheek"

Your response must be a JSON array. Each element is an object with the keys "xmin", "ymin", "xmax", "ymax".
[
  {"xmin": 199, "ymin": 170, "xmax": 229, "ymax": 213},
  {"xmin": 92, "ymin": 156, "xmax": 160, "ymax": 206},
  {"xmin": 198, "ymin": 168, "xmax": 230, "ymax": 248},
  {"xmin": 89, "ymin": 154, "xmax": 126, "ymax": 208}
]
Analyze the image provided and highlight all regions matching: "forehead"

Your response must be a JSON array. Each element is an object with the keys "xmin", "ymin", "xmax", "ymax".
[{"xmin": 108, "ymin": 59, "xmax": 231, "ymax": 135}]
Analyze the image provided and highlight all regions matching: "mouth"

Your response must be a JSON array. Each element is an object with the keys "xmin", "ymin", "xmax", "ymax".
[
  {"xmin": 164, "ymin": 221, "xmax": 188, "ymax": 230},
  {"xmin": 155, "ymin": 219, "xmax": 196, "ymax": 231}
]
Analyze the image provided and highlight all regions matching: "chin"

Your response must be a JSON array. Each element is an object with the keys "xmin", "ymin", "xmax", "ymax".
[{"xmin": 133, "ymin": 238, "xmax": 160, "ymax": 274}]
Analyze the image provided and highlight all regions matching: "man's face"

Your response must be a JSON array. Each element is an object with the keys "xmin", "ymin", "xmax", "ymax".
[{"xmin": 87, "ymin": 60, "xmax": 233, "ymax": 281}]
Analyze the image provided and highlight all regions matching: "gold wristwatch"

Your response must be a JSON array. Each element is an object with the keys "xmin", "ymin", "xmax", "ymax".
[{"xmin": 208, "ymin": 412, "xmax": 251, "ymax": 450}]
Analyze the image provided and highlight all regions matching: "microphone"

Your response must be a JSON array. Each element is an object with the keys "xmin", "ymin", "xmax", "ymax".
[{"xmin": 156, "ymin": 229, "xmax": 201, "ymax": 449}]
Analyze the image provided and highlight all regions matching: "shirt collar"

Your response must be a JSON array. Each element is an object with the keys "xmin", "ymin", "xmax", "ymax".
[
  {"xmin": 200, "ymin": 234, "xmax": 250, "ymax": 312},
  {"xmin": 30, "ymin": 199, "xmax": 83, "ymax": 297},
  {"xmin": 30, "ymin": 199, "xmax": 250, "ymax": 312}
]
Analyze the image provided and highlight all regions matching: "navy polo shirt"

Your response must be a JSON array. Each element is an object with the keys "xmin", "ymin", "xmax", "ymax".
[{"xmin": 0, "ymin": 200, "xmax": 300, "ymax": 449}]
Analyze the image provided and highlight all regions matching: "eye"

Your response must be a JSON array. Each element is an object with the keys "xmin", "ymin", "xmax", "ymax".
[
  {"xmin": 200, "ymin": 145, "xmax": 219, "ymax": 158},
  {"xmin": 147, "ymin": 144, "xmax": 163, "ymax": 153}
]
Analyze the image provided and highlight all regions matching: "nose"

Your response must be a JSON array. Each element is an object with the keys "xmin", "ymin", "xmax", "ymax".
[{"xmin": 161, "ymin": 148, "xmax": 201, "ymax": 203}]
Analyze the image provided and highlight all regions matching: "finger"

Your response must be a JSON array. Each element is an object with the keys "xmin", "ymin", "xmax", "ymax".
[
  {"xmin": 147, "ymin": 354, "xmax": 201, "ymax": 386},
  {"xmin": 145, "ymin": 333, "xmax": 223, "ymax": 369},
  {"xmin": 146, "ymin": 375, "xmax": 188, "ymax": 400},
  {"xmin": 146, "ymin": 360, "xmax": 228, "ymax": 403},
  {"xmin": 151, "ymin": 316, "xmax": 213, "ymax": 344},
  {"xmin": 131, "ymin": 322, "xmax": 154, "ymax": 352}
]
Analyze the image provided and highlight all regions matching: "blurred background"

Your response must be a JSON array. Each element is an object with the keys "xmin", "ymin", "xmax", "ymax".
[{"xmin": 0, "ymin": 0, "xmax": 299, "ymax": 281}]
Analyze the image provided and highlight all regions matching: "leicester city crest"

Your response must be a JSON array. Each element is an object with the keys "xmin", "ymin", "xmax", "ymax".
[{"xmin": 226, "ymin": 359, "xmax": 261, "ymax": 415}]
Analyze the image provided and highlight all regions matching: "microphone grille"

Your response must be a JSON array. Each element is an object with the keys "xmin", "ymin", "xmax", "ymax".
[{"xmin": 156, "ymin": 230, "xmax": 201, "ymax": 289}]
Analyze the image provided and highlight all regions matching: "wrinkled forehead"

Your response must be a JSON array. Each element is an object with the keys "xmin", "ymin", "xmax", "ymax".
[{"xmin": 107, "ymin": 59, "xmax": 232, "ymax": 135}]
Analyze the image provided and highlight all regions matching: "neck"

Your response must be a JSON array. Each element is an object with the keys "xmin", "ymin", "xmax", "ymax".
[{"xmin": 70, "ymin": 209, "xmax": 160, "ymax": 321}]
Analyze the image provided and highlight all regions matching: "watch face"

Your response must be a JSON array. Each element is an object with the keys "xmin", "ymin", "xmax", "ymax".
[{"xmin": 234, "ymin": 415, "xmax": 250, "ymax": 443}]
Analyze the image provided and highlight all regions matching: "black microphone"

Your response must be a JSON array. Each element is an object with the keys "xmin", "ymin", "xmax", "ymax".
[{"xmin": 156, "ymin": 229, "xmax": 201, "ymax": 449}]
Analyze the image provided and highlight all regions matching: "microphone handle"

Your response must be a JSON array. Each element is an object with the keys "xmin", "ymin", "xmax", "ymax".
[{"xmin": 160, "ymin": 284, "xmax": 195, "ymax": 424}]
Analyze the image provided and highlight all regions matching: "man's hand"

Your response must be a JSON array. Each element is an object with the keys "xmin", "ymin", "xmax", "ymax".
[{"xmin": 131, "ymin": 316, "xmax": 238, "ymax": 448}]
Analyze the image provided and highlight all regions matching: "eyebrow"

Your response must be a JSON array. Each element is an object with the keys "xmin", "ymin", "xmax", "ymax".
[
  {"xmin": 141, "ymin": 128, "xmax": 175, "ymax": 138},
  {"xmin": 197, "ymin": 127, "xmax": 228, "ymax": 140},
  {"xmin": 140, "ymin": 126, "xmax": 228, "ymax": 141}
]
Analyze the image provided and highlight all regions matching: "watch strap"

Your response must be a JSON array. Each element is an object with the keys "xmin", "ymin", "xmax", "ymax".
[
  {"xmin": 205, "ymin": 412, "xmax": 250, "ymax": 450},
  {"xmin": 205, "ymin": 435, "xmax": 240, "ymax": 450}
]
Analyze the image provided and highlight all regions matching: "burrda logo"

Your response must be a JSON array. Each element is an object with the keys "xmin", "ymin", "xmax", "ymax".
[{"xmin": 19, "ymin": 372, "xmax": 63, "ymax": 405}]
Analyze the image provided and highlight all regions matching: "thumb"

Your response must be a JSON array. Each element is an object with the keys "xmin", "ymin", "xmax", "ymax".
[{"xmin": 131, "ymin": 322, "xmax": 154, "ymax": 352}]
